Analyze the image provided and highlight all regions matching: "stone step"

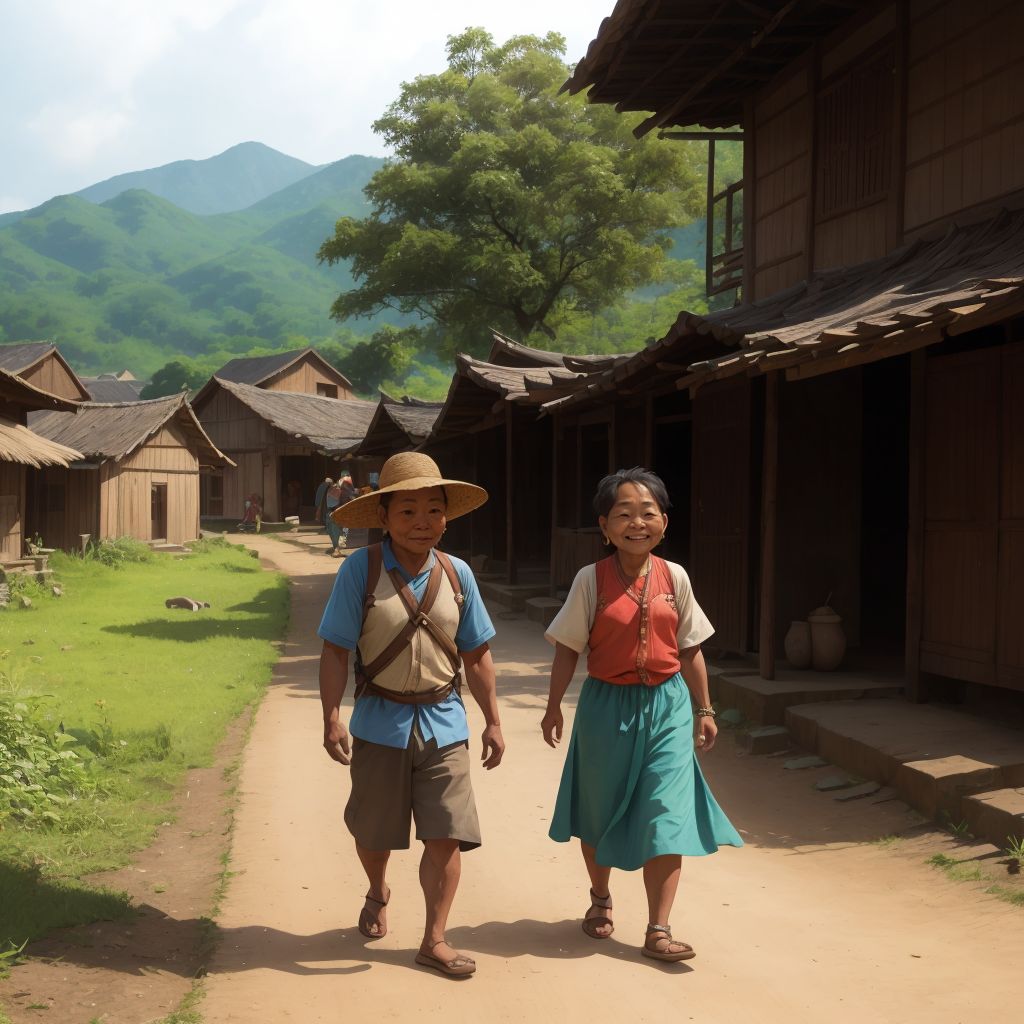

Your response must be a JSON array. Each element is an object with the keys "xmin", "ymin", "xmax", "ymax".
[
  {"xmin": 478, "ymin": 580, "xmax": 550, "ymax": 613},
  {"xmin": 961, "ymin": 787, "xmax": 1024, "ymax": 845},
  {"xmin": 525, "ymin": 596, "xmax": 563, "ymax": 627},
  {"xmin": 709, "ymin": 666, "xmax": 903, "ymax": 726},
  {"xmin": 785, "ymin": 699, "xmax": 1024, "ymax": 845}
]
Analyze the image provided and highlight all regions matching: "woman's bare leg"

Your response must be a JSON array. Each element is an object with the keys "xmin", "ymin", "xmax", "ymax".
[
  {"xmin": 643, "ymin": 854, "xmax": 690, "ymax": 953},
  {"xmin": 581, "ymin": 841, "xmax": 613, "ymax": 936}
]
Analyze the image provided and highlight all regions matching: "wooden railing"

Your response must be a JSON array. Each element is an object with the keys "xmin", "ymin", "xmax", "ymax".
[{"xmin": 707, "ymin": 177, "xmax": 744, "ymax": 298}]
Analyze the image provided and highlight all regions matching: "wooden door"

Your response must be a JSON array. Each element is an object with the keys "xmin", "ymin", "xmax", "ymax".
[
  {"xmin": 151, "ymin": 483, "xmax": 168, "ymax": 541},
  {"xmin": 920, "ymin": 350, "xmax": 1000, "ymax": 684},
  {"xmin": 690, "ymin": 380, "xmax": 752, "ymax": 653}
]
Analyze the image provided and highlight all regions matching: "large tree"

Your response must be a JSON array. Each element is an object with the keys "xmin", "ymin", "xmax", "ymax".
[{"xmin": 319, "ymin": 28, "xmax": 702, "ymax": 357}]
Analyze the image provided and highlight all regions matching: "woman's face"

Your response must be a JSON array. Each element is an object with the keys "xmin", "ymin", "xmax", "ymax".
[
  {"xmin": 599, "ymin": 482, "xmax": 667, "ymax": 557},
  {"xmin": 379, "ymin": 487, "xmax": 448, "ymax": 557}
]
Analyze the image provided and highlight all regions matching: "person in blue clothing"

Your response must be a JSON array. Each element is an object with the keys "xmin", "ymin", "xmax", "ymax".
[{"xmin": 318, "ymin": 452, "xmax": 504, "ymax": 978}]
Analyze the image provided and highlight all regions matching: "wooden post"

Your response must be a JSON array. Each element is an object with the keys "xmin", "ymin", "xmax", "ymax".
[
  {"xmin": 758, "ymin": 374, "xmax": 780, "ymax": 680},
  {"xmin": 742, "ymin": 98, "xmax": 756, "ymax": 303},
  {"xmin": 549, "ymin": 418, "xmax": 560, "ymax": 597},
  {"xmin": 905, "ymin": 349, "xmax": 926, "ymax": 701},
  {"xmin": 643, "ymin": 395, "xmax": 654, "ymax": 467},
  {"xmin": 608, "ymin": 403, "xmax": 618, "ymax": 472},
  {"xmin": 470, "ymin": 433, "xmax": 479, "ymax": 561},
  {"xmin": 705, "ymin": 138, "xmax": 717, "ymax": 298},
  {"xmin": 505, "ymin": 403, "xmax": 517, "ymax": 585}
]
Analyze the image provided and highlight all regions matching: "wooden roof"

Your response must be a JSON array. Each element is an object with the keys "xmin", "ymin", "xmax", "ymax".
[
  {"xmin": 210, "ymin": 347, "xmax": 353, "ymax": 390},
  {"xmin": 210, "ymin": 378, "xmax": 376, "ymax": 455},
  {"xmin": 0, "ymin": 341, "xmax": 91, "ymax": 401},
  {"xmin": 0, "ymin": 367, "xmax": 80, "ymax": 414},
  {"xmin": 487, "ymin": 331, "xmax": 627, "ymax": 373},
  {"xmin": 564, "ymin": 0, "xmax": 860, "ymax": 134},
  {"xmin": 81, "ymin": 376, "xmax": 147, "ymax": 402},
  {"xmin": 357, "ymin": 393, "xmax": 444, "ymax": 456},
  {"xmin": 30, "ymin": 393, "xmax": 232, "ymax": 466},
  {"xmin": 544, "ymin": 207, "xmax": 1024, "ymax": 409},
  {"xmin": 0, "ymin": 418, "xmax": 81, "ymax": 468}
]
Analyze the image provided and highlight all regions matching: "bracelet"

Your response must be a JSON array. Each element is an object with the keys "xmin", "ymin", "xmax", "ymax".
[{"xmin": 695, "ymin": 706, "xmax": 716, "ymax": 718}]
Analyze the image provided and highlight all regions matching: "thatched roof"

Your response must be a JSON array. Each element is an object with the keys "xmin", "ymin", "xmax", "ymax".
[
  {"xmin": 210, "ymin": 347, "xmax": 353, "ymax": 390},
  {"xmin": 30, "ymin": 393, "xmax": 232, "ymax": 466},
  {"xmin": 0, "ymin": 367, "xmax": 80, "ymax": 415},
  {"xmin": 563, "ymin": 0, "xmax": 861, "ymax": 134},
  {"xmin": 357, "ymin": 393, "xmax": 444, "ymax": 456},
  {"xmin": 0, "ymin": 418, "xmax": 81, "ymax": 467},
  {"xmin": 544, "ymin": 206, "xmax": 1024, "ymax": 411},
  {"xmin": 210, "ymin": 378, "xmax": 377, "ymax": 455}
]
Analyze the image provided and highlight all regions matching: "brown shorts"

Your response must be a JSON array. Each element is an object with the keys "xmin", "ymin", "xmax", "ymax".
[{"xmin": 344, "ymin": 726, "xmax": 481, "ymax": 852}]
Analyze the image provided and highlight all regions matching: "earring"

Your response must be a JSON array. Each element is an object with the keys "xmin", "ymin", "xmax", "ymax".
[{"xmin": 602, "ymin": 535, "xmax": 611, "ymax": 547}]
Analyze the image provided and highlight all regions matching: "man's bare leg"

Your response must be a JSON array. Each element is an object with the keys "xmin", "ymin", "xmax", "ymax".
[
  {"xmin": 419, "ymin": 838, "xmax": 467, "ymax": 962},
  {"xmin": 356, "ymin": 844, "xmax": 391, "ymax": 937},
  {"xmin": 581, "ymin": 841, "xmax": 613, "ymax": 936}
]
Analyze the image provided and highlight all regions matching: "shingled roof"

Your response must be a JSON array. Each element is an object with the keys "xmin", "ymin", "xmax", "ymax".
[
  {"xmin": 357, "ymin": 393, "xmax": 444, "ymax": 456},
  {"xmin": 487, "ymin": 331, "xmax": 627, "ymax": 373},
  {"xmin": 0, "ymin": 367, "xmax": 80, "ymax": 415},
  {"xmin": 81, "ymin": 376, "xmax": 147, "ymax": 403},
  {"xmin": 0, "ymin": 341, "xmax": 57, "ymax": 374},
  {"xmin": 210, "ymin": 378, "xmax": 376, "ymax": 455},
  {"xmin": 0, "ymin": 418, "xmax": 81, "ymax": 468},
  {"xmin": 210, "ymin": 347, "xmax": 353, "ymax": 390},
  {"xmin": 544, "ymin": 206, "xmax": 1024, "ymax": 410},
  {"xmin": 563, "ymin": 0, "xmax": 861, "ymax": 134},
  {"xmin": 30, "ymin": 393, "xmax": 231, "ymax": 466}
]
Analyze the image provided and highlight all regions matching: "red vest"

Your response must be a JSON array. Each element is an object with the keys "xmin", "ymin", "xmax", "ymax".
[{"xmin": 587, "ymin": 555, "xmax": 682, "ymax": 686}]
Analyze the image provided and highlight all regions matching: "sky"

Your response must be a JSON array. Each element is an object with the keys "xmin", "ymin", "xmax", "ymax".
[{"xmin": 0, "ymin": 0, "xmax": 616, "ymax": 214}]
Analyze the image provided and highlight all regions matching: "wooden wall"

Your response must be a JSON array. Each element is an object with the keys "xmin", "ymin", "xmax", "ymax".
[
  {"xmin": 196, "ymin": 389, "xmax": 277, "ymax": 451},
  {"xmin": 904, "ymin": 0, "xmax": 1024, "ymax": 235},
  {"xmin": 27, "ymin": 467, "xmax": 100, "ymax": 552},
  {"xmin": 19, "ymin": 354, "xmax": 87, "ymax": 402},
  {"xmin": 263, "ymin": 354, "xmax": 353, "ymax": 399},
  {"xmin": 99, "ymin": 464, "xmax": 200, "ymax": 545},
  {"xmin": 0, "ymin": 462, "xmax": 25, "ymax": 560}
]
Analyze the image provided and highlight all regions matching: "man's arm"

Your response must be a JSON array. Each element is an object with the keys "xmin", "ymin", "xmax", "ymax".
[
  {"xmin": 319, "ymin": 640, "xmax": 352, "ymax": 765},
  {"xmin": 462, "ymin": 643, "xmax": 504, "ymax": 770}
]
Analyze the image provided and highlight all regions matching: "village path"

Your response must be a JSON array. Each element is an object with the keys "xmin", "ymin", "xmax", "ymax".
[{"xmin": 202, "ymin": 535, "xmax": 1022, "ymax": 1024}]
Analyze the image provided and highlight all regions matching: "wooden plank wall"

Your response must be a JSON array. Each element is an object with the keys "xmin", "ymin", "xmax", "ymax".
[
  {"xmin": 196, "ymin": 389, "xmax": 276, "ymax": 450},
  {"xmin": 905, "ymin": 0, "xmax": 1024, "ymax": 235},
  {"xmin": 264, "ymin": 354, "xmax": 354, "ymax": 399},
  {"xmin": 29, "ymin": 467, "xmax": 100, "ymax": 551},
  {"xmin": 0, "ymin": 462, "xmax": 25, "ymax": 560},
  {"xmin": 100, "ymin": 464, "xmax": 201, "ymax": 544},
  {"xmin": 19, "ymin": 354, "xmax": 87, "ymax": 402}
]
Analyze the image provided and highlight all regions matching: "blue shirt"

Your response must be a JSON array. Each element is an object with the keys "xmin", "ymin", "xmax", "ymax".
[{"xmin": 318, "ymin": 541, "xmax": 495, "ymax": 749}]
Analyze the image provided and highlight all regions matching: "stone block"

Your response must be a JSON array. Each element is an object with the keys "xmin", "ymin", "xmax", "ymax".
[
  {"xmin": 740, "ymin": 725, "xmax": 791, "ymax": 755},
  {"xmin": 815, "ymin": 774, "xmax": 854, "ymax": 791},
  {"xmin": 834, "ymin": 782, "xmax": 882, "ymax": 802}
]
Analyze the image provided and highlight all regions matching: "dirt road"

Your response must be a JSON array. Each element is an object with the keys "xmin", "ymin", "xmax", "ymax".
[{"xmin": 203, "ymin": 537, "xmax": 1022, "ymax": 1024}]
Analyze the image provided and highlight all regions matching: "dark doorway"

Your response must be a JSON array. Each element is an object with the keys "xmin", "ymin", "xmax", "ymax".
[
  {"xmin": 652, "ymin": 417, "xmax": 692, "ymax": 567},
  {"xmin": 151, "ymin": 483, "xmax": 168, "ymax": 540},
  {"xmin": 279, "ymin": 454, "xmax": 333, "ymax": 522}
]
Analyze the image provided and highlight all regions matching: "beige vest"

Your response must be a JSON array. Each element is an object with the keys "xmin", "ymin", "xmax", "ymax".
[{"xmin": 357, "ymin": 560, "xmax": 462, "ymax": 694}]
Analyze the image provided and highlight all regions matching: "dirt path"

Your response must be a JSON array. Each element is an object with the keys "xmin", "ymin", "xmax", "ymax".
[{"xmin": 203, "ymin": 537, "xmax": 1022, "ymax": 1024}]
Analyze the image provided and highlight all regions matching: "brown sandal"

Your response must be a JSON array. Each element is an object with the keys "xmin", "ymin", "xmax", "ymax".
[
  {"xmin": 415, "ymin": 939, "xmax": 476, "ymax": 977},
  {"xmin": 642, "ymin": 924, "xmax": 695, "ymax": 962},
  {"xmin": 357, "ymin": 887, "xmax": 389, "ymax": 939},
  {"xmin": 581, "ymin": 888, "xmax": 614, "ymax": 939}
]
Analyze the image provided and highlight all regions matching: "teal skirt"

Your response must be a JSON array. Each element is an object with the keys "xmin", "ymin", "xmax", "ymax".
[{"xmin": 549, "ymin": 674, "xmax": 743, "ymax": 870}]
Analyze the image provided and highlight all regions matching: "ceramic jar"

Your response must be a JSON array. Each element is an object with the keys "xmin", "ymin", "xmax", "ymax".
[
  {"xmin": 784, "ymin": 620, "xmax": 812, "ymax": 669},
  {"xmin": 808, "ymin": 605, "xmax": 846, "ymax": 671}
]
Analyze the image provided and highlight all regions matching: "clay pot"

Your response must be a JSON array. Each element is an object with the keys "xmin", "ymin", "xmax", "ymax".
[
  {"xmin": 784, "ymin": 620, "xmax": 812, "ymax": 669},
  {"xmin": 808, "ymin": 605, "xmax": 846, "ymax": 671}
]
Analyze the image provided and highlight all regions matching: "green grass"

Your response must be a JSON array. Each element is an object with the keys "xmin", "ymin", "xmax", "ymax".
[{"xmin": 0, "ymin": 541, "xmax": 288, "ymax": 947}]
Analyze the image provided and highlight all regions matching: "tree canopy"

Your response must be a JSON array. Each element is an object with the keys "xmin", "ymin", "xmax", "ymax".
[{"xmin": 318, "ymin": 28, "xmax": 703, "ymax": 357}]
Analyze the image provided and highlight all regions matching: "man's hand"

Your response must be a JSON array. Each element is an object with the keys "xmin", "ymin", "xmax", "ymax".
[
  {"xmin": 480, "ymin": 724, "xmax": 505, "ymax": 770},
  {"xmin": 323, "ymin": 718, "xmax": 352, "ymax": 765}
]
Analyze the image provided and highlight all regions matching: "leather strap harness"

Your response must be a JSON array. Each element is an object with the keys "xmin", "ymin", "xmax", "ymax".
[{"xmin": 354, "ymin": 543, "xmax": 465, "ymax": 705}]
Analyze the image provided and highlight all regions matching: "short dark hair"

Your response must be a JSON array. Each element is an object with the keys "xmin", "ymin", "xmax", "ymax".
[
  {"xmin": 379, "ymin": 486, "xmax": 448, "ymax": 512},
  {"xmin": 593, "ymin": 468, "xmax": 671, "ymax": 518}
]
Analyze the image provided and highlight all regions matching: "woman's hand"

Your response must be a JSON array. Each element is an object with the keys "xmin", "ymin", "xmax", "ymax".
[
  {"xmin": 695, "ymin": 714, "xmax": 717, "ymax": 753},
  {"xmin": 541, "ymin": 705, "xmax": 564, "ymax": 748},
  {"xmin": 480, "ymin": 724, "xmax": 505, "ymax": 769},
  {"xmin": 323, "ymin": 718, "xmax": 352, "ymax": 765}
]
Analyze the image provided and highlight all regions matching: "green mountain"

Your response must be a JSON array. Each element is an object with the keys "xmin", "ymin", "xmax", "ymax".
[
  {"xmin": 0, "ymin": 154, "xmax": 389, "ymax": 376},
  {"xmin": 73, "ymin": 142, "xmax": 321, "ymax": 215}
]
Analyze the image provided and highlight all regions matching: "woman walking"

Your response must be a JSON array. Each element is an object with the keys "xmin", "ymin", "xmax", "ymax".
[
  {"xmin": 541, "ymin": 467, "xmax": 741, "ymax": 962},
  {"xmin": 318, "ymin": 452, "xmax": 504, "ymax": 977}
]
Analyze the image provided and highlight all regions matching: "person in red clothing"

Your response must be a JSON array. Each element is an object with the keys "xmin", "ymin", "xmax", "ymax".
[{"xmin": 541, "ymin": 467, "xmax": 742, "ymax": 963}]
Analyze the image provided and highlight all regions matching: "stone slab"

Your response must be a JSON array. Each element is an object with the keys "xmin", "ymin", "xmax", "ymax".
[
  {"xmin": 961, "ymin": 787, "xmax": 1024, "ymax": 845},
  {"xmin": 784, "ymin": 755, "xmax": 828, "ymax": 771},
  {"xmin": 740, "ymin": 725, "xmax": 792, "ymax": 755},
  {"xmin": 835, "ymin": 782, "xmax": 882, "ymax": 802},
  {"xmin": 815, "ymin": 774, "xmax": 854, "ymax": 791},
  {"xmin": 479, "ymin": 580, "xmax": 550, "ymax": 613},
  {"xmin": 709, "ymin": 667, "xmax": 903, "ymax": 727},
  {"xmin": 524, "ymin": 596, "xmax": 563, "ymax": 627}
]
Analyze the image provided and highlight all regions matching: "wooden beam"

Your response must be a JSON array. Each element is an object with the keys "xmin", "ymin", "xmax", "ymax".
[
  {"xmin": 758, "ymin": 374, "xmax": 780, "ymax": 680},
  {"xmin": 505, "ymin": 403, "xmax": 516, "ymax": 585},
  {"xmin": 659, "ymin": 130, "xmax": 745, "ymax": 141},
  {"xmin": 705, "ymin": 138, "xmax": 716, "ymax": 299},
  {"xmin": 904, "ymin": 349, "xmax": 926, "ymax": 702}
]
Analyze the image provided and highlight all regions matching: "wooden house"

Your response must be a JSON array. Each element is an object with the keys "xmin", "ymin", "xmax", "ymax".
[
  {"xmin": 420, "ymin": 334, "xmax": 618, "ymax": 582},
  {"xmin": 27, "ymin": 393, "xmax": 232, "ymax": 550},
  {"xmin": 80, "ymin": 374, "xmax": 147, "ymax": 402},
  {"xmin": 0, "ymin": 342, "xmax": 92, "ymax": 403},
  {"xmin": 357, "ymin": 394, "xmax": 444, "ymax": 457},
  {"xmin": 208, "ymin": 348, "xmax": 355, "ymax": 400},
  {"xmin": 0, "ymin": 369, "xmax": 81, "ymax": 561},
  {"xmin": 561, "ymin": 0, "xmax": 1024, "ymax": 706},
  {"xmin": 191, "ymin": 378, "xmax": 376, "ymax": 522}
]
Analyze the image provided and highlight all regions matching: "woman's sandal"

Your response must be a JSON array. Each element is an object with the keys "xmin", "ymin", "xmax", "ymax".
[
  {"xmin": 642, "ymin": 924, "xmax": 695, "ymax": 962},
  {"xmin": 581, "ymin": 888, "xmax": 614, "ymax": 939},
  {"xmin": 414, "ymin": 939, "xmax": 476, "ymax": 977},
  {"xmin": 357, "ymin": 887, "xmax": 390, "ymax": 939}
]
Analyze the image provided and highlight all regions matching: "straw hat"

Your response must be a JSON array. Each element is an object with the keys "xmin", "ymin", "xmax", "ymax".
[{"xmin": 330, "ymin": 452, "xmax": 488, "ymax": 527}]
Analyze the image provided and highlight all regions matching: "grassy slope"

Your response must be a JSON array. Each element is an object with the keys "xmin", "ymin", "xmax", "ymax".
[{"xmin": 0, "ymin": 543, "xmax": 289, "ymax": 946}]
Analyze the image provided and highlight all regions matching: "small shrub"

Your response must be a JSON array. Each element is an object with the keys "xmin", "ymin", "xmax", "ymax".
[
  {"xmin": 84, "ymin": 537, "xmax": 156, "ymax": 568},
  {"xmin": 186, "ymin": 536, "xmax": 235, "ymax": 555}
]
